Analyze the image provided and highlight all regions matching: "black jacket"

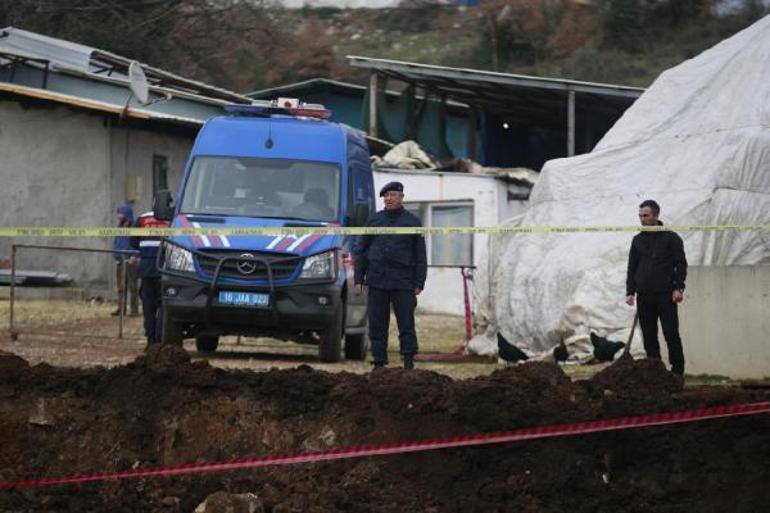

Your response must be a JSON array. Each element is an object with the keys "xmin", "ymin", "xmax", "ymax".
[
  {"xmin": 353, "ymin": 207, "xmax": 427, "ymax": 291},
  {"xmin": 626, "ymin": 222, "xmax": 687, "ymax": 295}
]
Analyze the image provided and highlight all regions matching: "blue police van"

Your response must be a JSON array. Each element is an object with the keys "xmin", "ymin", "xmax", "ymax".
[{"xmin": 153, "ymin": 100, "xmax": 374, "ymax": 362}]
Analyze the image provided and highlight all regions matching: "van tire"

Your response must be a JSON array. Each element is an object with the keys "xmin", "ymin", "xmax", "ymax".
[
  {"xmin": 345, "ymin": 323, "xmax": 369, "ymax": 361},
  {"xmin": 161, "ymin": 306, "xmax": 184, "ymax": 346},
  {"xmin": 195, "ymin": 336, "xmax": 219, "ymax": 353},
  {"xmin": 319, "ymin": 302, "xmax": 343, "ymax": 363}
]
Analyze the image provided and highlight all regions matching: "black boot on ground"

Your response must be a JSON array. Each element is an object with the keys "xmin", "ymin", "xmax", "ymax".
[{"xmin": 403, "ymin": 354, "xmax": 415, "ymax": 370}]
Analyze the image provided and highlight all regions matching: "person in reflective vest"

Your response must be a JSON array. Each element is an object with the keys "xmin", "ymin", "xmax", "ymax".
[{"xmin": 131, "ymin": 211, "xmax": 170, "ymax": 348}]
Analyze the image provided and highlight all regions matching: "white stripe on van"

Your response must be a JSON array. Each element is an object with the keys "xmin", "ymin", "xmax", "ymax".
[
  {"xmin": 192, "ymin": 222, "xmax": 211, "ymax": 247},
  {"xmin": 266, "ymin": 235, "xmax": 285, "ymax": 250},
  {"xmin": 287, "ymin": 234, "xmax": 311, "ymax": 252}
]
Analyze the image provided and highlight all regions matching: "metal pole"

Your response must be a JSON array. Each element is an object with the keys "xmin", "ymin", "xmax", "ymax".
[
  {"xmin": 567, "ymin": 89, "xmax": 576, "ymax": 157},
  {"xmin": 118, "ymin": 257, "xmax": 125, "ymax": 339},
  {"xmin": 368, "ymin": 73, "xmax": 379, "ymax": 138},
  {"xmin": 9, "ymin": 245, "xmax": 17, "ymax": 340},
  {"xmin": 461, "ymin": 267, "xmax": 473, "ymax": 342},
  {"xmin": 467, "ymin": 109, "xmax": 478, "ymax": 163}
]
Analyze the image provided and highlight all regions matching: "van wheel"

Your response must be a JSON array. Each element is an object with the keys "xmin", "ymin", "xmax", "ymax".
[
  {"xmin": 195, "ymin": 336, "xmax": 219, "ymax": 353},
  {"xmin": 161, "ymin": 306, "xmax": 184, "ymax": 346},
  {"xmin": 319, "ymin": 302, "xmax": 343, "ymax": 363},
  {"xmin": 345, "ymin": 323, "xmax": 369, "ymax": 361}
]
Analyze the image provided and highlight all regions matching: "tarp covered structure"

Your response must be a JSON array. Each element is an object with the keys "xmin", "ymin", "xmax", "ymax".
[{"xmin": 471, "ymin": 15, "xmax": 770, "ymax": 360}]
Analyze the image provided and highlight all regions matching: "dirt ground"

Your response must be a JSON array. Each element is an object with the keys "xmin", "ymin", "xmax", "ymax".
[
  {"xmin": 0, "ymin": 299, "xmax": 501, "ymax": 378},
  {"xmin": 1, "ymin": 300, "xmax": 769, "ymax": 512}
]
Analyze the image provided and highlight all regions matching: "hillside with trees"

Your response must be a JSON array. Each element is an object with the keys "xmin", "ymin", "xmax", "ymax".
[{"xmin": 1, "ymin": 0, "xmax": 767, "ymax": 92}]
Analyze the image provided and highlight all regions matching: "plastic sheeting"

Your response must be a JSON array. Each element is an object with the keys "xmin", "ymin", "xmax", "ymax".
[
  {"xmin": 371, "ymin": 140, "xmax": 437, "ymax": 169},
  {"xmin": 471, "ymin": 15, "xmax": 770, "ymax": 361}
]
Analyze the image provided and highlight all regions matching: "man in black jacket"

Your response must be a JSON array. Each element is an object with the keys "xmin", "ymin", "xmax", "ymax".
[
  {"xmin": 354, "ymin": 181, "xmax": 427, "ymax": 370},
  {"xmin": 626, "ymin": 199, "xmax": 688, "ymax": 375}
]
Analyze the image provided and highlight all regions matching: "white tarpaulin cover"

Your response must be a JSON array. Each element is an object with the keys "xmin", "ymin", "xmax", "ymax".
[{"xmin": 471, "ymin": 15, "xmax": 770, "ymax": 360}]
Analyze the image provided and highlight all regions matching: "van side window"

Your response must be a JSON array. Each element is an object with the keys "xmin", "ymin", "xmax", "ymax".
[{"xmin": 351, "ymin": 164, "xmax": 374, "ymax": 213}]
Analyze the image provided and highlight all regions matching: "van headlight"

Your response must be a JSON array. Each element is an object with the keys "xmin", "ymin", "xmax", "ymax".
[
  {"xmin": 299, "ymin": 251, "xmax": 336, "ymax": 280},
  {"xmin": 164, "ymin": 243, "xmax": 195, "ymax": 272}
]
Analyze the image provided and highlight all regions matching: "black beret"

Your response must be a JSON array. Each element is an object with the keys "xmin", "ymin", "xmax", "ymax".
[{"xmin": 379, "ymin": 181, "xmax": 404, "ymax": 197}]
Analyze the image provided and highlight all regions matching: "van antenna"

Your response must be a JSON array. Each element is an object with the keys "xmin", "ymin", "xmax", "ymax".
[{"xmin": 265, "ymin": 117, "xmax": 274, "ymax": 149}]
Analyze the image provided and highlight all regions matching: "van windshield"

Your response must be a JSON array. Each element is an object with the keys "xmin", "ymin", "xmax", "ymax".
[{"xmin": 180, "ymin": 156, "xmax": 340, "ymax": 222}]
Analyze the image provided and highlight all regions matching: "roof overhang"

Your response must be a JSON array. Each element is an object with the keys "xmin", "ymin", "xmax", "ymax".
[
  {"xmin": 0, "ymin": 81, "xmax": 202, "ymax": 127},
  {"xmin": 348, "ymin": 56, "xmax": 644, "ymax": 123}
]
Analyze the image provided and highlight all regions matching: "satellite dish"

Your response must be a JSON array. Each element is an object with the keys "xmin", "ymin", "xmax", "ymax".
[{"xmin": 128, "ymin": 61, "xmax": 149, "ymax": 105}]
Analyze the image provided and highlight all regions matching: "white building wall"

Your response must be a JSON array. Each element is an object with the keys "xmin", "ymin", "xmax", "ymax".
[
  {"xmin": 680, "ymin": 265, "xmax": 770, "ymax": 379},
  {"xmin": 372, "ymin": 169, "xmax": 503, "ymax": 315}
]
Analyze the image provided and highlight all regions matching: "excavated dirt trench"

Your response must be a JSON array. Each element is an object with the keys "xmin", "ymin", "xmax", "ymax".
[{"xmin": 1, "ymin": 346, "xmax": 769, "ymax": 513}]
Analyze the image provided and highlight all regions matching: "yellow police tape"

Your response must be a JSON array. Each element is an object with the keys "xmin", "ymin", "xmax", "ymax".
[{"xmin": 0, "ymin": 225, "xmax": 769, "ymax": 237}]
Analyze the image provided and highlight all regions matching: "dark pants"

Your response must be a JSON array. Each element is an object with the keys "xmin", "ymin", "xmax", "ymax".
[
  {"xmin": 368, "ymin": 287, "xmax": 418, "ymax": 364},
  {"xmin": 637, "ymin": 292, "xmax": 685, "ymax": 374},
  {"xmin": 140, "ymin": 277, "xmax": 162, "ymax": 345}
]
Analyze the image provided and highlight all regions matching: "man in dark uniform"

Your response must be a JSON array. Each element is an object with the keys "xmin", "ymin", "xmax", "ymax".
[
  {"xmin": 354, "ymin": 181, "xmax": 427, "ymax": 370},
  {"xmin": 131, "ymin": 209, "xmax": 170, "ymax": 349},
  {"xmin": 626, "ymin": 199, "xmax": 688, "ymax": 375}
]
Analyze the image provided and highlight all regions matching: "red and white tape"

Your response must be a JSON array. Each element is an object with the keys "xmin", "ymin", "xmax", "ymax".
[{"xmin": 2, "ymin": 401, "xmax": 768, "ymax": 489}]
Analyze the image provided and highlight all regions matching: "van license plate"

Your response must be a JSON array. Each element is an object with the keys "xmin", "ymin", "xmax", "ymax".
[{"xmin": 218, "ymin": 291, "xmax": 270, "ymax": 308}]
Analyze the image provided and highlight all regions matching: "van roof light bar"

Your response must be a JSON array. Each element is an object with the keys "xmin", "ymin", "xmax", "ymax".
[{"xmin": 225, "ymin": 98, "xmax": 332, "ymax": 119}]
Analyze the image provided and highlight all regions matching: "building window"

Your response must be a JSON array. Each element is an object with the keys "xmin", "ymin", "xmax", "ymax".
[
  {"xmin": 152, "ymin": 155, "xmax": 168, "ymax": 194},
  {"xmin": 404, "ymin": 201, "xmax": 474, "ymax": 267}
]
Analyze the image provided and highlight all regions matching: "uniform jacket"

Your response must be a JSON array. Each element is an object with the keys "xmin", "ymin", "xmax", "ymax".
[
  {"xmin": 131, "ymin": 212, "xmax": 170, "ymax": 278},
  {"xmin": 354, "ymin": 207, "xmax": 427, "ymax": 291},
  {"xmin": 626, "ymin": 222, "xmax": 688, "ymax": 295}
]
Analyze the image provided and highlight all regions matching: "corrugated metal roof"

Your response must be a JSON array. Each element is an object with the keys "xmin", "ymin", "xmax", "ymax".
[
  {"xmin": 0, "ymin": 27, "xmax": 252, "ymax": 104},
  {"xmin": 0, "ymin": 27, "xmax": 92, "ymax": 71},
  {"xmin": 347, "ymin": 56, "xmax": 644, "ymax": 121},
  {"xmin": 248, "ymin": 76, "xmax": 470, "ymax": 109},
  {"xmin": 348, "ymin": 56, "xmax": 645, "ymax": 98}
]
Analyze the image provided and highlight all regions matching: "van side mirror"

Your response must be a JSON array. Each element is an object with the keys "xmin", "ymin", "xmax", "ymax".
[
  {"xmin": 352, "ymin": 203, "xmax": 369, "ymax": 227},
  {"xmin": 153, "ymin": 190, "xmax": 174, "ymax": 221}
]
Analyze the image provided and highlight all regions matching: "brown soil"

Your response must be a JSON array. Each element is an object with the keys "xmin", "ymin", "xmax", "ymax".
[{"xmin": 1, "ymin": 346, "xmax": 768, "ymax": 513}]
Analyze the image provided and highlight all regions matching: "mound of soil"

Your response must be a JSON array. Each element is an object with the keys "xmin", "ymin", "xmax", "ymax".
[{"xmin": 1, "ymin": 348, "xmax": 768, "ymax": 513}]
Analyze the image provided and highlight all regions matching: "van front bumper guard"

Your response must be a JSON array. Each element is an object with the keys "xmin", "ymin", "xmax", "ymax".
[{"xmin": 157, "ymin": 238, "xmax": 309, "ymax": 327}]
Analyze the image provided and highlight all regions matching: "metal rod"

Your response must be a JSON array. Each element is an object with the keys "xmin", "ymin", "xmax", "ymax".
[
  {"xmin": 368, "ymin": 73, "xmax": 379, "ymax": 138},
  {"xmin": 9, "ymin": 245, "xmax": 16, "ymax": 338},
  {"xmin": 118, "ymin": 258, "xmax": 125, "ymax": 339},
  {"xmin": 467, "ymin": 109, "xmax": 478, "ymax": 162},
  {"xmin": 567, "ymin": 89, "xmax": 575, "ymax": 157},
  {"xmin": 10, "ymin": 330, "xmax": 136, "ymax": 342},
  {"xmin": 12, "ymin": 244, "xmax": 137, "ymax": 255}
]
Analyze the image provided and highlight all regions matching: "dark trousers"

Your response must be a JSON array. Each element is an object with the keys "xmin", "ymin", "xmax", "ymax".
[
  {"xmin": 368, "ymin": 287, "xmax": 418, "ymax": 364},
  {"xmin": 140, "ymin": 277, "xmax": 162, "ymax": 345},
  {"xmin": 637, "ymin": 292, "xmax": 685, "ymax": 374}
]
